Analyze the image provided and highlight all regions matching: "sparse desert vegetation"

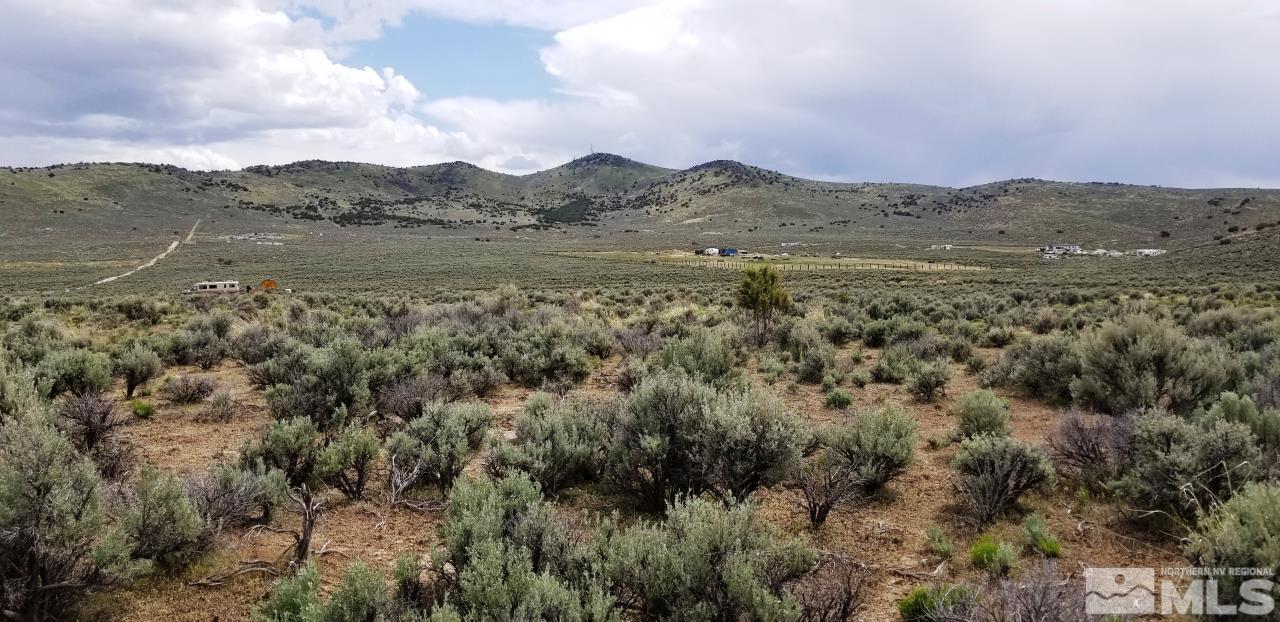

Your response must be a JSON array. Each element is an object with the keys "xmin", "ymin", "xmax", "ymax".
[{"xmin": 2, "ymin": 244, "xmax": 1279, "ymax": 621}]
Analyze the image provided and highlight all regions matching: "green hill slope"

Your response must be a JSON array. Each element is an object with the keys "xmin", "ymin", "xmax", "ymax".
[{"xmin": 3, "ymin": 156, "xmax": 1279, "ymax": 248}]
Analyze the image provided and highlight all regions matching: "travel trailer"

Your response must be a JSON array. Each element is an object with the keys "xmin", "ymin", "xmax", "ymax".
[{"xmin": 186, "ymin": 281, "xmax": 240, "ymax": 294}]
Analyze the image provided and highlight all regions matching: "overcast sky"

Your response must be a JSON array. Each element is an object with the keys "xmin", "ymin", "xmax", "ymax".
[{"xmin": 1, "ymin": 0, "xmax": 1277, "ymax": 187}]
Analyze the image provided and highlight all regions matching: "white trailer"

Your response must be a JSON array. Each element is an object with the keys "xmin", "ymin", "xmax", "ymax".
[{"xmin": 186, "ymin": 281, "xmax": 240, "ymax": 294}]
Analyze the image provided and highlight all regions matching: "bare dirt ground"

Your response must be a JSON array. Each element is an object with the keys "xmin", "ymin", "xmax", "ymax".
[
  {"xmin": 104, "ymin": 344, "xmax": 1185, "ymax": 621},
  {"xmin": 753, "ymin": 345, "xmax": 1183, "ymax": 616}
]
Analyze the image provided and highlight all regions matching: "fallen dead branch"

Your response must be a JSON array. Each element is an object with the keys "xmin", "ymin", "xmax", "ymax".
[{"xmin": 189, "ymin": 560, "xmax": 279, "ymax": 587}]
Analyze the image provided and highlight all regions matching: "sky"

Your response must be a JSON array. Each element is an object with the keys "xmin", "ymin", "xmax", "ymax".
[{"xmin": 0, "ymin": 0, "xmax": 1278, "ymax": 187}]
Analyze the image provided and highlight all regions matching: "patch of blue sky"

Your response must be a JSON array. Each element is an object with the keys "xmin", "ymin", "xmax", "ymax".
[{"xmin": 346, "ymin": 15, "xmax": 558, "ymax": 100}]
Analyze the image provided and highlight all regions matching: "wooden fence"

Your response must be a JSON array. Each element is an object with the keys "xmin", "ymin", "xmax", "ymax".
[{"xmin": 659, "ymin": 260, "xmax": 986, "ymax": 272}]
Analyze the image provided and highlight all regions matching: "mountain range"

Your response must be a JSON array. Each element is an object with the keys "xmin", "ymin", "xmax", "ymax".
[{"xmin": 4, "ymin": 153, "xmax": 1279, "ymax": 246}]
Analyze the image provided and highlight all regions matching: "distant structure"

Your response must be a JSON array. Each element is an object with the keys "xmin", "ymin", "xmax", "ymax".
[
  {"xmin": 719, "ymin": 247, "xmax": 738, "ymax": 257},
  {"xmin": 187, "ymin": 281, "xmax": 239, "ymax": 294},
  {"xmin": 1038, "ymin": 244, "xmax": 1082, "ymax": 255},
  {"xmin": 929, "ymin": 244, "xmax": 954, "ymax": 250},
  {"xmin": 703, "ymin": 247, "xmax": 719, "ymax": 256},
  {"xmin": 1040, "ymin": 246, "xmax": 1163, "ymax": 260}
]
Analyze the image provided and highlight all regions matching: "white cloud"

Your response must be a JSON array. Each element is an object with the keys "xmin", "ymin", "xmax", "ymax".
[
  {"xmin": 283, "ymin": 0, "xmax": 659, "ymax": 41},
  {"xmin": 0, "ymin": 0, "xmax": 1278, "ymax": 186},
  {"xmin": 421, "ymin": 0, "xmax": 1280, "ymax": 185},
  {"xmin": 0, "ymin": 0, "xmax": 456, "ymax": 168}
]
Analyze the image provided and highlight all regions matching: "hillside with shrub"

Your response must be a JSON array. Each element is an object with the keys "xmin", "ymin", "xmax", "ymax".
[{"xmin": 5, "ymin": 154, "xmax": 1280, "ymax": 246}]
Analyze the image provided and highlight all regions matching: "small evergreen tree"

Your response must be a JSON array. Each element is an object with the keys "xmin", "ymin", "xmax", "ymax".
[{"xmin": 737, "ymin": 266, "xmax": 791, "ymax": 346}]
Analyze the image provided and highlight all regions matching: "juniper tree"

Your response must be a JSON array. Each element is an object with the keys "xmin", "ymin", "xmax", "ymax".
[{"xmin": 737, "ymin": 266, "xmax": 791, "ymax": 346}]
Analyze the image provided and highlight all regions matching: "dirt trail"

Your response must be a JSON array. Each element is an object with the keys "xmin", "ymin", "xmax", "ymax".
[{"xmin": 73, "ymin": 218, "xmax": 198, "ymax": 289}]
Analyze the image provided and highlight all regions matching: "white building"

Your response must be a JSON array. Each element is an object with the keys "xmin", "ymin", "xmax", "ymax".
[
  {"xmin": 1038, "ymin": 244, "xmax": 1082, "ymax": 255},
  {"xmin": 702, "ymin": 247, "xmax": 719, "ymax": 256},
  {"xmin": 1135, "ymin": 248, "xmax": 1167, "ymax": 257}
]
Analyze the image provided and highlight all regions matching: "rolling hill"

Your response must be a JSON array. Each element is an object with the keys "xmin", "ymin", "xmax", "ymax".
[{"xmin": 3, "ymin": 153, "xmax": 1279, "ymax": 248}]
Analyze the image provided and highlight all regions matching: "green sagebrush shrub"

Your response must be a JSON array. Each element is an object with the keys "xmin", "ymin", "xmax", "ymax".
[
  {"xmin": 500, "ymin": 319, "xmax": 593, "ymax": 389},
  {"xmin": 322, "ymin": 562, "xmax": 389, "ymax": 622},
  {"xmin": 241, "ymin": 416, "xmax": 324, "ymax": 488},
  {"xmin": 254, "ymin": 562, "xmax": 322, "ymax": 621},
  {"xmin": 820, "ymin": 315, "xmax": 858, "ymax": 345},
  {"xmin": 1071, "ymin": 316, "xmax": 1229, "ymax": 415},
  {"xmin": 0, "ymin": 358, "xmax": 47, "ymax": 419},
  {"xmin": 983, "ymin": 333, "xmax": 1079, "ymax": 405},
  {"xmin": 2, "ymin": 315, "xmax": 68, "ymax": 366},
  {"xmin": 1185, "ymin": 482, "xmax": 1280, "ymax": 613},
  {"xmin": 824, "ymin": 387, "xmax": 853, "ymax": 410},
  {"xmin": 248, "ymin": 343, "xmax": 308, "ymax": 389},
  {"xmin": 386, "ymin": 402, "xmax": 492, "ymax": 494},
  {"xmin": 0, "ymin": 411, "xmax": 132, "ymax": 620},
  {"xmin": 487, "ymin": 392, "xmax": 610, "ymax": 494},
  {"xmin": 231, "ymin": 323, "xmax": 292, "ymax": 365},
  {"xmin": 607, "ymin": 371, "xmax": 805, "ymax": 509},
  {"xmin": 787, "ymin": 322, "xmax": 835, "ymax": 384},
  {"xmin": 952, "ymin": 389, "xmax": 1011, "ymax": 439},
  {"xmin": 317, "ymin": 425, "xmax": 380, "ymax": 501},
  {"xmin": 862, "ymin": 317, "xmax": 926, "ymax": 349},
  {"xmin": 1111, "ymin": 408, "xmax": 1260, "ymax": 521},
  {"xmin": 604, "ymin": 498, "xmax": 815, "ymax": 622},
  {"xmin": 953, "ymin": 434, "xmax": 1053, "ymax": 524},
  {"xmin": 926, "ymin": 526, "xmax": 954, "ymax": 558},
  {"xmin": 758, "ymin": 354, "xmax": 786, "ymax": 384},
  {"xmin": 130, "ymin": 399, "xmax": 155, "ymax": 419},
  {"xmin": 433, "ymin": 474, "xmax": 618, "ymax": 621},
  {"xmin": 1206, "ymin": 391, "xmax": 1280, "ymax": 454},
  {"xmin": 898, "ymin": 584, "xmax": 975, "ymax": 621},
  {"xmin": 651, "ymin": 327, "xmax": 745, "ymax": 388},
  {"xmin": 37, "ymin": 348, "xmax": 112, "ymax": 398},
  {"xmin": 909, "ymin": 361, "xmax": 951, "ymax": 402},
  {"xmin": 823, "ymin": 402, "xmax": 917, "ymax": 495},
  {"xmin": 186, "ymin": 462, "xmax": 287, "ymax": 528},
  {"xmin": 121, "ymin": 465, "xmax": 208, "ymax": 571},
  {"xmin": 114, "ymin": 296, "xmax": 165, "ymax": 324},
  {"xmin": 870, "ymin": 345, "xmax": 917, "ymax": 384},
  {"xmin": 263, "ymin": 337, "xmax": 378, "ymax": 431},
  {"xmin": 189, "ymin": 329, "xmax": 228, "ymax": 371},
  {"xmin": 983, "ymin": 326, "xmax": 1018, "ymax": 348},
  {"xmin": 114, "ymin": 345, "xmax": 162, "ymax": 398}
]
